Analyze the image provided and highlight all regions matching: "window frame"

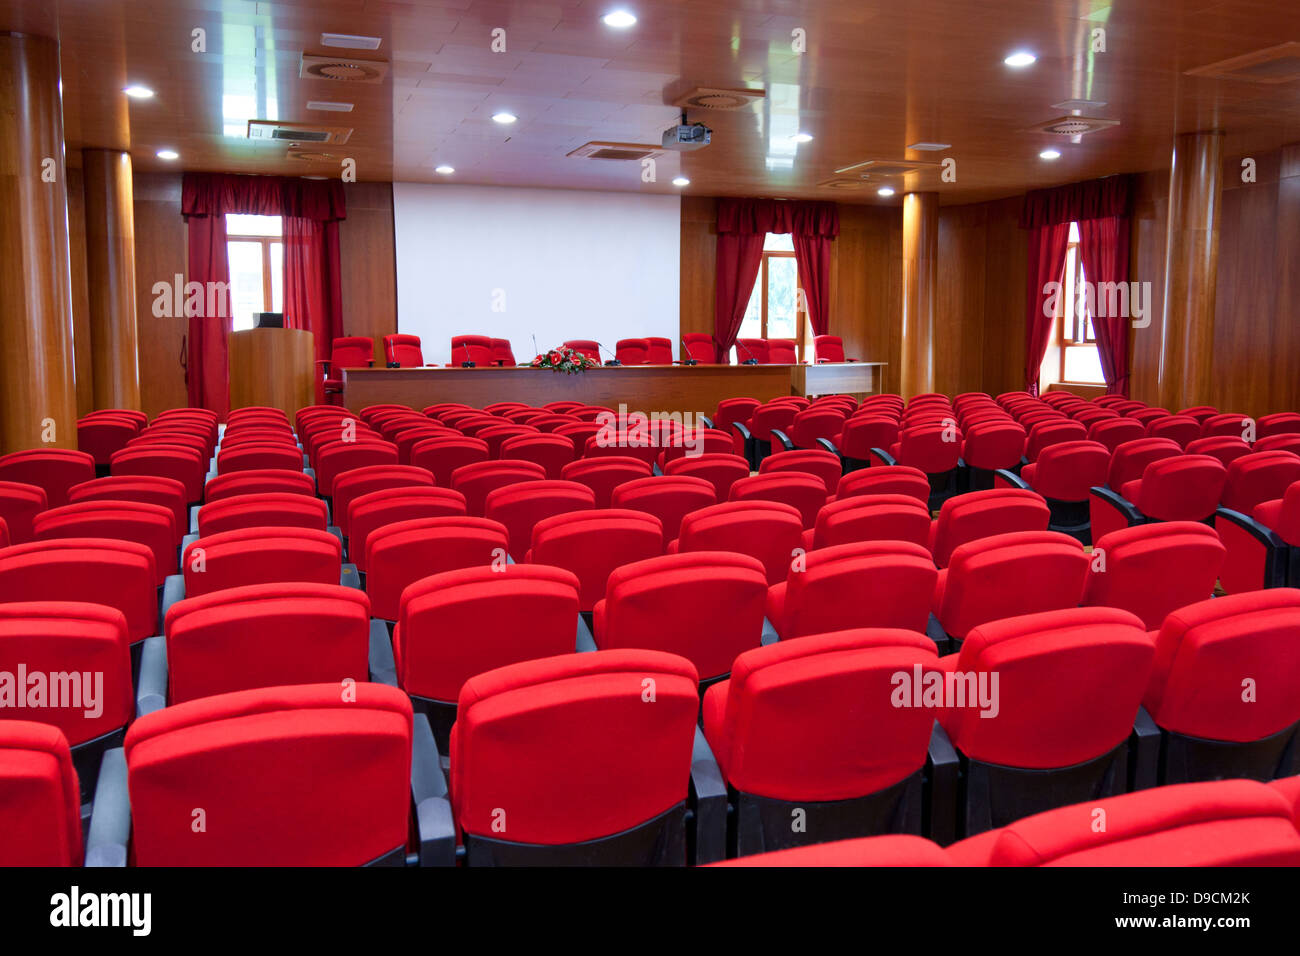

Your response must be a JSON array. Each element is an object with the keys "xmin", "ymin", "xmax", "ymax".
[
  {"xmin": 740, "ymin": 243, "xmax": 808, "ymax": 362},
  {"xmin": 1056, "ymin": 222, "xmax": 1105, "ymax": 386}
]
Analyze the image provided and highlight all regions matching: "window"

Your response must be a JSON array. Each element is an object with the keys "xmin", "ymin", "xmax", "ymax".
[
  {"xmin": 226, "ymin": 214, "xmax": 283, "ymax": 331},
  {"xmin": 1056, "ymin": 221, "xmax": 1105, "ymax": 385},
  {"xmin": 734, "ymin": 233, "xmax": 811, "ymax": 361}
]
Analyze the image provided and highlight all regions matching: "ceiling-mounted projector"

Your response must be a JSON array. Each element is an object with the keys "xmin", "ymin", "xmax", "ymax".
[{"xmin": 662, "ymin": 122, "xmax": 711, "ymax": 150}]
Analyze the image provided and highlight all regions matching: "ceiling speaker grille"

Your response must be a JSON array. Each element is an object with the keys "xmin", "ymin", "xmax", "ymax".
[
  {"xmin": 1187, "ymin": 42, "xmax": 1300, "ymax": 83},
  {"xmin": 671, "ymin": 87, "xmax": 765, "ymax": 111},
  {"xmin": 300, "ymin": 54, "xmax": 389, "ymax": 83}
]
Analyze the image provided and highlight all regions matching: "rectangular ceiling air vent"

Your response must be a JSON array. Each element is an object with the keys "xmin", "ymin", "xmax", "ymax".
[
  {"xmin": 1025, "ymin": 115, "xmax": 1119, "ymax": 136},
  {"xmin": 1051, "ymin": 98, "xmax": 1108, "ymax": 112},
  {"xmin": 832, "ymin": 158, "xmax": 943, "ymax": 176},
  {"xmin": 248, "ymin": 121, "xmax": 353, "ymax": 145},
  {"xmin": 1186, "ymin": 42, "xmax": 1300, "ymax": 83},
  {"xmin": 567, "ymin": 141, "xmax": 662, "ymax": 161},
  {"xmin": 300, "ymin": 54, "xmax": 389, "ymax": 83},
  {"xmin": 906, "ymin": 142, "xmax": 951, "ymax": 151},
  {"xmin": 321, "ymin": 33, "xmax": 382, "ymax": 51},
  {"xmin": 671, "ymin": 87, "xmax": 766, "ymax": 111}
]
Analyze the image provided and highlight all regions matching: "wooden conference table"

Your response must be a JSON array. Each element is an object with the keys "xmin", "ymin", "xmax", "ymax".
[{"xmin": 341, "ymin": 362, "xmax": 885, "ymax": 415}]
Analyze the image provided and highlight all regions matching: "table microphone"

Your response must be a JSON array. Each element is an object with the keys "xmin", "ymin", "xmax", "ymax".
[
  {"xmin": 460, "ymin": 341, "xmax": 476, "ymax": 368},
  {"xmin": 597, "ymin": 341, "xmax": 622, "ymax": 366},
  {"xmin": 679, "ymin": 337, "xmax": 699, "ymax": 365},
  {"xmin": 736, "ymin": 340, "xmax": 759, "ymax": 365}
]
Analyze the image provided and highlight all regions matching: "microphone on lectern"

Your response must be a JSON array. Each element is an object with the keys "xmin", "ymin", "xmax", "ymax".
[
  {"xmin": 597, "ymin": 342, "xmax": 622, "ymax": 366},
  {"xmin": 679, "ymin": 337, "xmax": 699, "ymax": 366},
  {"xmin": 735, "ymin": 339, "xmax": 759, "ymax": 365},
  {"xmin": 460, "ymin": 341, "xmax": 476, "ymax": 368}
]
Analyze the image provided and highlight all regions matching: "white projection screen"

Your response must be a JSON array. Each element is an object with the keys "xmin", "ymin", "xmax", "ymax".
[{"xmin": 393, "ymin": 183, "xmax": 681, "ymax": 367}]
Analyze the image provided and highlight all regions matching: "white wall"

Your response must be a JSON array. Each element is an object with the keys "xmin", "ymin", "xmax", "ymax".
[{"xmin": 393, "ymin": 183, "xmax": 680, "ymax": 366}]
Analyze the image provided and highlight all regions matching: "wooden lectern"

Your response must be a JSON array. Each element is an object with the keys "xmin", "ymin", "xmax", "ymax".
[{"xmin": 229, "ymin": 327, "xmax": 315, "ymax": 421}]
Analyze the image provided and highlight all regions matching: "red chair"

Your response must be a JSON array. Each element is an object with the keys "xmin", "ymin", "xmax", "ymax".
[
  {"xmin": 1201, "ymin": 412, "xmax": 1252, "ymax": 439},
  {"xmin": 411, "ymin": 435, "xmax": 489, "ymax": 486},
  {"xmin": 561, "ymin": 340, "xmax": 601, "ymax": 362},
  {"xmin": 610, "ymin": 475, "xmax": 716, "ymax": 541},
  {"xmin": 1081, "ymin": 521, "xmax": 1225, "ymax": 630},
  {"xmin": 449, "ymin": 459, "xmax": 546, "ymax": 516},
  {"xmin": 1090, "ymin": 455, "xmax": 1228, "ymax": 542},
  {"xmin": 0, "ymin": 449, "xmax": 96, "ymax": 508},
  {"xmin": 484, "ymin": 479, "xmax": 596, "ymax": 559},
  {"xmin": 393, "ymin": 565, "xmax": 582, "ymax": 746},
  {"xmin": 365, "ymin": 516, "xmax": 508, "ymax": 621},
  {"xmin": 0, "ymin": 480, "xmax": 46, "ymax": 544},
  {"xmin": 658, "ymin": 427, "xmax": 734, "ymax": 469},
  {"xmin": 216, "ymin": 442, "xmax": 301, "ymax": 475},
  {"xmin": 928, "ymin": 488, "xmax": 1051, "ymax": 568},
  {"xmin": 319, "ymin": 336, "xmax": 374, "ymax": 403},
  {"xmin": 662, "ymin": 453, "xmax": 750, "ymax": 501},
  {"xmin": 560, "ymin": 456, "xmax": 651, "ymax": 508},
  {"xmin": 525, "ymin": 509, "xmax": 663, "ymax": 611},
  {"xmin": 729, "ymin": 471, "xmax": 829, "ymax": 529},
  {"xmin": 935, "ymin": 607, "xmax": 1154, "ymax": 836},
  {"xmin": 382, "ymin": 335, "xmax": 423, "ymax": 369},
  {"xmin": 124, "ymin": 683, "xmax": 421, "ymax": 865},
  {"xmin": 67, "ymin": 475, "xmax": 187, "ymax": 544},
  {"xmin": 932, "ymin": 531, "xmax": 1089, "ymax": 649},
  {"xmin": 34, "ymin": 500, "xmax": 176, "ymax": 585},
  {"xmin": 615, "ymin": 338, "xmax": 649, "ymax": 365},
  {"xmin": 1216, "ymin": 480, "xmax": 1300, "ymax": 593},
  {"xmin": 1024, "ymin": 419, "xmax": 1088, "ymax": 462},
  {"xmin": 594, "ymin": 551, "xmax": 767, "ymax": 683},
  {"xmin": 314, "ymin": 440, "xmax": 399, "ymax": 497},
  {"xmin": 204, "ymin": 469, "xmax": 314, "ymax": 502},
  {"xmin": 448, "ymin": 650, "xmax": 714, "ymax": 865},
  {"xmin": 871, "ymin": 423, "xmax": 962, "ymax": 504},
  {"xmin": 1102, "ymin": 437, "xmax": 1182, "ymax": 490},
  {"xmin": 1088, "ymin": 417, "xmax": 1146, "ymax": 453},
  {"xmin": 812, "ymin": 335, "xmax": 852, "ymax": 363},
  {"xmin": 714, "ymin": 834, "xmax": 953, "ymax": 867},
  {"xmin": 197, "ymin": 492, "xmax": 328, "ymax": 538},
  {"xmin": 758, "ymin": 448, "xmax": 842, "ymax": 495},
  {"xmin": 181, "ymin": 526, "xmax": 345, "ymax": 598},
  {"xmin": 959, "ymin": 420, "xmax": 1027, "ymax": 487},
  {"xmin": 1185, "ymin": 434, "xmax": 1252, "ymax": 468},
  {"xmin": 1146, "ymin": 414, "xmax": 1201, "ymax": 448},
  {"xmin": 1255, "ymin": 433, "xmax": 1300, "ymax": 456},
  {"xmin": 449, "ymin": 334, "xmax": 493, "ymax": 367},
  {"xmin": 644, "ymin": 336, "xmax": 674, "ymax": 364},
  {"xmin": 835, "ymin": 465, "xmax": 930, "ymax": 503},
  {"xmin": 804, "ymin": 494, "xmax": 932, "ymax": 551},
  {"xmin": 77, "ymin": 415, "xmax": 140, "ymax": 467},
  {"xmin": 702, "ymin": 629, "xmax": 942, "ymax": 854},
  {"xmin": 0, "ymin": 722, "xmax": 83, "ymax": 866},
  {"xmin": 500, "ymin": 433, "xmax": 576, "ymax": 478},
  {"xmin": 110, "ymin": 445, "xmax": 205, "ymax": 504},
  {"xmin": 735, "ymin": 338, "xmax": 768, "ymax": 364},
  {"xmin": 712, "ymin": 397, "xmax": 761, "ymax": 438},
  {"xmin": 347, "ymin": 486, "xmax": 467, "ymax": 573},
  {"xmin": 832, "ymin": 416, "xmax": 904, "ymax": 472},
  {"xmin": 773, "ymin": 406, "xmax": 849, "ymax": 454},
  {"xmin": 1001, "ymin": 439, "xmax": 1110, "ymax": 540},
  {"xmin": 161, "ymin": 582, "xmax": 370, "ymax": 704},
  {"xmin": 681, "ymin": 332, "xmax": 715, "ymax": 363},
  {"xmin": 948, "ymin": 779, "xmax": 1300, "ymax": 866},
  {"xmin": 490, "ymin": 338, "xmax": 517, "ymax": 366},
  {"xmin": 766, "ymin": 339, "xmax": 798, "ymax": 363},
  {"xmin": 1258, "ymin": 413, "xmax": 1300, "ymax": 439},
  {"xmin": 1142, "ymin": 590, "xmax": 1300, "ymax": 782},
  {"xmin": 332, "ymin": 465, "xmax": 436, "ymax": 538},
  {"xmin": 1220, "ymin": 450, "xmax": 1300, "ymax": 516}
]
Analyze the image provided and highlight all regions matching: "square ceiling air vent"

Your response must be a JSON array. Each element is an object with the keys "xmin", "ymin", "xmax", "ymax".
[
  {"xmin": 567, "ymin": 141, "xmax": 663, "ymax": 161},
  {"xmin": 671, "ymin": 87, "xmax": 766, "ymax": 111},
  {"xmin": 1025, "ymin": 115, "xmax": 1119, "ymax": 136},
  {"xmin": 300, "ymin": 54, "xmax": 389, "ymax": 83},
  {"xmin": 1186, "ymin": 42, "xmax": 1300, "ymax": 83},
  {"xmin": 817, "ymin": 177, "xmax": 867, "ymax": 190}
]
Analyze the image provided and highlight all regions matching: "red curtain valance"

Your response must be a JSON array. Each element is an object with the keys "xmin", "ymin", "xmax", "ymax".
[
  {"xmin": 716, "ymin": 198, "xmax": 839, "ymax": 237},
  {"xmin": 182, "ymin": 172, "xmax": 347, "ymax": 222},
  {"xmin": 1019, "ymin": 174, "xmax": 1131, "ymax": 229}
]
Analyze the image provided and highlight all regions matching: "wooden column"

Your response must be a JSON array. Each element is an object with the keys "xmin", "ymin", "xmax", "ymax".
[
  {"xmin": 900, "ymin": 191, "xmax": 938, "ymax": 399},
  {"xmin": 0, "ymin": 33, "xmax": 77, "ymax": 453},
  {"xmin": 1158, "ymin": 130, "xmax": 1223, "ymax": 411},
  {"xmin": 82, "ymin": 149, "xmax": 141, "ymax": 409}
]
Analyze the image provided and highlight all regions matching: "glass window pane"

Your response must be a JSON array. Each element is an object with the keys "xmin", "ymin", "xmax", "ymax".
[
  {"xmin": 269, "ymin": 242, "xmax": 283, "ymax": 312},
  {"xmin": 763, "ymin": 232, "xmax": 794, "ymax": 252},
  {"xmin": 226, "ymin": 213, "xmax": 282, "ymax": 237},
  {"xmin": 227, "ymin": 240, "xmax": 265, "ymax": 332},
  {"xmin": 766, "ymin": 256, "xmax": 798, "ymax": 340},
  {"xmin": 1063, "ymin": 344, "xmax": 1105, "ymax": 384}
]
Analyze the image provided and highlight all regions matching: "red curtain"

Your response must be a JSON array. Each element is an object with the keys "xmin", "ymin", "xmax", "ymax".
[
  {"xmin": 713, "ymin": 233, "xmax": 766, "ymax": 362},
  {"xmin": 1024, "ymin": 223, "xmax": 1071, "ymax": 396},
  {"xmin": 182, "ymin": 172, "xmax": 346, "ymax": 415},
  {"xmin": 792, "ymin": 233, "xmax": 832, "ymax": 336},
  {"xmin": 185, "ymin": 213, "xmax": 231, "ymax": 417},
  {"xmin": 284, "ymin": 217, "xmax": 344, "ymax": 403},
  {"xmin": 1077, "ymin": 216, "xmax": 1131, "ymax": 396},
  {"xmin": 715, "ymin": 198, "xmax": 839, "ymax": 361}
]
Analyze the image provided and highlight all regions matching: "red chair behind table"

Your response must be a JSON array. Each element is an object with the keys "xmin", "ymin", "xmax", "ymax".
[
  {"xmin": 491, "ymin": 338, "xmax": 517, "ymax": 366},
  {"xmin": 319, "ymin": 336, "xmax": 373, "ymax": 404},
  {"xmin": 813, "ymin": 335, "xmax": 852, "ymax": 363},
  {"xmin": 766, "ymin": 339, "xmax": 799, "ymax": 364},
  {"xmin": 681, "ymin": 333, "xmax": 715, "ymax": 364},
  {"xmin": 735, "ymin": 338, "xmax": 768, "ymax": 364},
  {"xmin": 449, "ymin": 334, "xmax": 493, "ymax": 367},
  {"xmin": 562, "ymin": 340, "xmax": 601, "ymax": 363},
  {"xmin": 614, "ymin": 338, "xmax": 649, "ymax": 366},
  {"xmin": 644, "ymin": 337, "xmax": 674, "ymax": 365}
]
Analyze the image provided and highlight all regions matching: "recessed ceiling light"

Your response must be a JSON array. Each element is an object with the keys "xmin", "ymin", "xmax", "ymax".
[
  {"xmin": 877, "ymin": 186, "xmax": 896, "ymax": 197},
  {"xmin": 321, "ymin": 33, "xmax": 382, "ymax": 50},
  {"xmin": 123, "ymin": 85, "xmax": 154, "ymax": 99},
  {"xmin": 602, "ymin": 10, "xmax": 637, "ymax": 28},
  {"xmin": 1039, "ymin": 148, "xmax": 1061, "ymax": 160},
  {"xmin": 672, "ymin": 176, "xmax": 690, "ymax": 186},
  {"xmin": 491, "ymin": 111, "xmax": 518, "ymax": 124},
  {"xmin": 790, "ymin": 132, "xmax": 813, "ymax": 143},
  {"xmin": 156, "ymin": 149, "xmax": 179, "ymax": 160},
  {"xmin": 435, "ymin": 165, "xmax": 455, "ymax": 175},
  {"xmin": 1004, "ymin": 51, "xmax": 1037, "ymax": 67}
]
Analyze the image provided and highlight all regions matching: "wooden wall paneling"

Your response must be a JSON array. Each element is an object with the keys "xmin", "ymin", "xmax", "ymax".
[
  {"xmin": 131, "ymin": 172, "xmax": 188, "ymax": 418},
  {"xmin": 83, "ymin": 149, "xmax": 141, "ymax": 410},
  {"xmin": 678, "ymin": 195, "xmax": 716, "ymax": 341},
  {"xmin": 978, "ymin": 197, "xmax": 1028, "ymax": 398},
  {"xmin": 66, "ymin": 164, "xmax": 93, "ymax": 418},
  {"xmin": 936, "ymin": 202, "xmax": 988, "ymax": 397},
  {"xmin": 1128, "ymin": 170, "xmax": 1169, "ymax": 409},
  {"xmin": 900, "ymin": 193, "xmax": 939, "ymax": 399},
  {"xmin": 1268, "ymin": 145, "xmax": 1300, "ymax": 418},
  {"xmin": 831, "ymin": 204, "xmax": 901, "ymax": 395},
  {"xmin": 338, "ymin": 181, "xmax": 398, "ymax": 360}
]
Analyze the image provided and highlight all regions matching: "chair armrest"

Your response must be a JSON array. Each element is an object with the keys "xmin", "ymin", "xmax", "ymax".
[
  {"xmin": 925, "ymin": 721, "xmax": 960, "ymax": 846},
  {"xmin": 84, "ymin": 748, "xmax": 130, "ymax": 867},
  {"xmin": 1090, "ymin": 485, "xmax": 1143, "ymax": 524},
  {"xmin": 316, "ymin": 359, "xmax": 331, "ymax": 376},
  {"xmin": 1128, "ymin": 705, "xmax": 1161, "ymax": 792},
  {"xmin": 368, "ymin": 618, "xmax": 398, "ymax": 686},
  {"xmin": 1215, "ymin": 507, "xmax": 1290, "ymax": 589},
  {"xmin": 340, "ymin": 563, "xmax": 362, "ymax": 589},
  {"xmin": 769, "ymin": 428, "xmax": 795, "ymax": 452},
  {"xmin": 688, "ymin": 725, "xmax": 728, "ymax": 865},
  {"xmin": 409, "ymin": 714, "xmax": 457, "ymax": 866},
  {"xmin": 924, "ymin": 612, "xmax": 952, "ymax": 656},
  {"xmin": 869, "ymin": 446, "xmax": 897, "ymax": 466},
  {"xmin": 760, "ymin": 616, "xmax": 780, "ymax": 646},
  {"xmin": 160, "ymin": 574, "xmax": 185, "ymax": 620},
  {"xmin": 575, "ymin": 614, "xmax": 597, "ymax": 652},
  {"xmin": 1215, "ymin": 507, "xmax": 1286, "ymax": 548},
  {"xmin": 993, "ymin": 468, "xmax": 1030, "ymax": 490},
  {"xmin": 135, "ymin": 636, "xmax": 167, "ymax": 718},
  {"xmin": 815, "ymin": 436, "xmax": 842, "ymax": 459},
  {"xmin": 698, "ymin": 414, "xmax": 714, "ymax": 430},
  {"xmin": 731, "ymin": 421, "xmax": 752, "ymax": 443}
]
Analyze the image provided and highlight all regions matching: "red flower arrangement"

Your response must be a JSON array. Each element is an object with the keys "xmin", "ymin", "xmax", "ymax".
[{"xmin": 530, "ymin": 347, "xmax": 599, "ymax": 374}]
